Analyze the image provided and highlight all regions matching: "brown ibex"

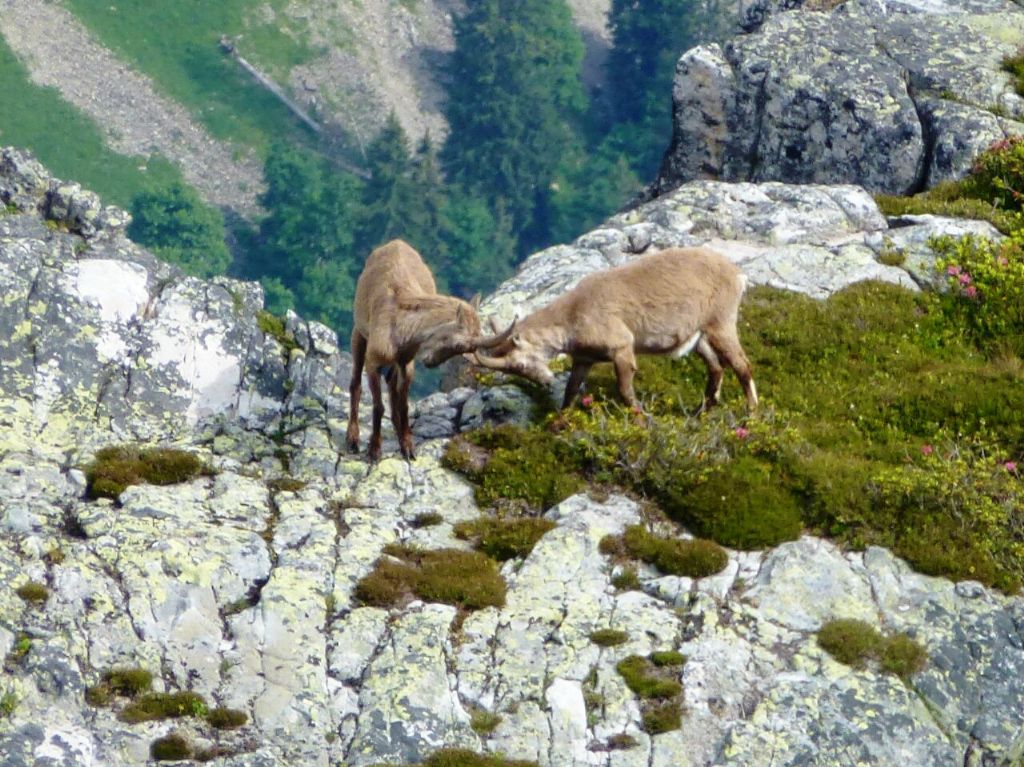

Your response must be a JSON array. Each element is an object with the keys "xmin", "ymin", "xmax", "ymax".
[
  {"xmin": 474, "ymin": 247, "xmax": 758, "ymax": 412},
  {"xmin": 347, "ymin": 240, "xmax": 515, "ymax": 461}
]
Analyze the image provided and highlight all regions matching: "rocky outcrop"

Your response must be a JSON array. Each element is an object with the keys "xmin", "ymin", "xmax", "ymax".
[
  {"xmin": 2, "ymin": 149, "xmax": 1022, "ymax": 767},
  {"xmin": 654, "ymin": 0, "xmax": 1024, "ymax": 197}
]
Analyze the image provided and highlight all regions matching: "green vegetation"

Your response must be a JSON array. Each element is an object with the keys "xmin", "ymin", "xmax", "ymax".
[
  {"xmin": 611, "ymin": 567, "xmax": 641, "ymax": 591},
  {"xmin": 606, "ymin": 733, "xmax": 639, "ymax": 750},
  {"xmin": 127, "ymin": 182, "xmax": 231, "ymax": 278},
  {"xmin": 85, "ymin": 667, "xmax": 154, "ymax": 706},
  {"xmin": 354, "ymin": 545, "xmax": 506, "ymax": 611},
  {"xmin": 589, "ymin": 629, "xmax": 630, "ymax": 647},
  {"xmin": 4, "ymin": 634, "xmax": 32, "ymax": 670},
  {"xmin": 453, "ymin": 516, "xmax": 556, "ymax": 561},
  {"xmin": 601, "ymin": 525, "xmax": 730, "ymax": 577},
  {"xmin": 0, "ymin": 689, "xmax": 16, "ymax": 718},
  {"xmin": 85, "ymin": 445, "xmax": 210, "ymax": 499},
  {"xmin": 256, "ymin": 310, "xmax": 300, "ymax": 355},
  {"xmin": 817, "ymin": 619, "xmax": 928, "ymax": 680},
  {"xmin": 15, "ymin": 581, "xmax": 49, "ymax": 605},
  {"xmin": 411, "ymin": 512, "xmax": 444, "ymax": 528},
  {"xmin": 150, "ymin": 732, "xmax": 192, "ymax": 761},
  {"xmin": 616, "ymin": 654, "xmax": 685, "ymax": 734},
  {"xmin": 650, "ymin": 650, "xmax": 687, "ymax": 667},
  {"xmin": 1002, "ymin": 48, "xmax": 1024, "ymax": 99},
  {"xmin": 876, "ymin": 137, "xmax": 1024, "ymax": 234},
  {"xmin": 373, "ymin": 750, "xmax": 538, "ymax": 767},
  {"xmin": 119, "ymin": 691, "xmax": 209, "ymax": 723},
  {"xmin": 206, "ymin": 706, "xmax": 248, "ymax": 729},
  {"xmin": 447, "ymin": 266, "xmax": 1024, "ymax": 591},
  {"xmin": 65, "ymin": 0, "xmax": 315, "ymax": 148},
  {"xmin": 469, "ymin": 708, "xmax": 503, "ymax": 735},
  {"xmin": 0, "ymin": 37, "xmax": 182, "ymax": 209}
]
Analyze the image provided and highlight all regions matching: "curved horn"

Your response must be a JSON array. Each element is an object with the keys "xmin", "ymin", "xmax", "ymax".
[
  {"xmin": 472, "ymin": 350, "xmax": 516, "ymax": 371},
  {"xmin": 473, "ymin": 316, "xmax": 517, "ymax": 350}
]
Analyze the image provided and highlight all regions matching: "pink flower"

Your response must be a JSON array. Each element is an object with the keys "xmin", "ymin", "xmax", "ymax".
[
  {"xmin": 958, "ymin": 272, "xmax": 972, "ymax": 285},
  {"xmin": 921, "ymin": 444, "xmax": 934, "ymax": 456},
  {"xmin": 581, "ymin": 394, "xmax": 594, "ymax": 408},
  {"xmin": 734, "ymin": 427, "xmax": 750, "ymax": 440},
  {"xmin": 997, "ymin": 256, "xmax": 1009, "ymax": 268},
  {"xmin": 946, "ymin": 264, "xmax": 962, "ymax": 276},
  {"xmin": 1006, "ymin": 461, "xmax": 1019, "ymax": 474},
  {"xmin": 964, "ymin": 285, "xmax": 979, "ymax": 299}
]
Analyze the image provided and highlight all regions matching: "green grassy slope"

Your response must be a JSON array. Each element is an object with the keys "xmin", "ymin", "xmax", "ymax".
[
  {"xmin": 0, "ymin": 36, "xmax": 182, "ymax": 208},
  {"xmin": 64, "ymin": 0, "xmax": 317, "ymax": 150}
]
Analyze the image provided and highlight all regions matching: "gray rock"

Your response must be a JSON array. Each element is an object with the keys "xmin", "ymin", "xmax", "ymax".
[{"xmin": 655, "ymin": 0, "xmax": 1024, "ymax": 196}]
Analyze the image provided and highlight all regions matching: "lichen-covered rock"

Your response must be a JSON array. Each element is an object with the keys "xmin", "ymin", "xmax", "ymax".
[
  {"xmin": 2, "ymin": 148, "xmax": 1023, "ymax": 767},
  {"xmin": 654, "ymin": 0, "xmax": 1024, "ymax": 196}
]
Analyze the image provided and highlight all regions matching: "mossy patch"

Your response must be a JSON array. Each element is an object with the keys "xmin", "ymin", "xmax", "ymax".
[
  {"xmin": 616, "ymin": 653, "xmax": 685, "ymax": 734},
  {"xmin": 0, "ymin": 690, "xmax": 17, "ymax": 718},
  {"xmin": 354, "ymin": 545, "xmax": 506, "ymax": 611},
  {"xmin": 589, "ymin": 629, "xmax": 629, "ymax": 647},
  {"xmin": 15, "ymin": 581, "xmax": 49, "ymax": 604},
  {"xmin": 85, "ymin": 667, "xmax": 154, "ymax": 707},
  {"xmin": 817, "ymin": 619, "xmax": 927, "ymax": 680},
  {"xmin": 85, "ymin": 445, "xmax": 211, "ymax": 499},
  {"xmin": 206, "ymin": 706, "xmax": 248, "ymax": 729},
  {"xmin": 443, "ymin": 427, "xmax": 585, "ymax": 512},
  {"xmin": 119, "ymin": 691, "xmax": 208, "ymax": 723},
  {"xmin": 602, "ymin": 525, "xmax": 729, "ymax": 578},
  {"xmin": 411, "ymin": 511, "xmax": 444, "ymax": 528},
  {"xmin": 151, "ymin": 732, "xmax": 192, "ymax": 761},
  {"xmin": 605, "ymin": 733, "xmax": 639, "ymax": 750},
  {"xmin": 377, "ymin": 749, "xmax": 539, "ymax": 767},
  {"xmin": 257, "ymin": 310, "xmax": 300, "ymax": 355},
  {"xmin": 610, "ymin": 566, "xmax": 641, "ymax": 591},
  {"xmin": 453, "ymin": 516, "xmax": 556, "ymax": 561}
]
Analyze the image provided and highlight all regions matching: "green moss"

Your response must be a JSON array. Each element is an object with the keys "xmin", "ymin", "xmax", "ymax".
[
  {"xmin": 650, "ymin": 650, "xmax": 686, "ymax": 667},
  {"xmin": 610, "ymin": 566, "xmax": 641, "ymax": 591},
  {"xmin": 641, "ymin": 699, "xmax": 682, "ymax": 734},
  {"xmin": 119, "ymin": 691, "xmax": 208, "ymax": 723},
  {"xmin": 15, "ymin": 581, "xmax": 49, "ymax": 604},
  {"xmin": 817, "ymin": 619, "xmax": 883, "ymax": 668},
  {"xmin": 411, "ymin": 512, "xmax": 444, "ymax": 528},
  {"xmin": 992, "ymin": 70, "xmax": 1019, "ymax": 101},
  {"xmin": 85, "ymin": 445, "xmax": 210, "ymax": 499},
  {"xmin": 267, "ymin": 477, "xmax": 306, "ymax": 493},
  {"xmin": 355, "ymin": 547, "xmax": 506, "ymax": 611},
  {"xmin": 666, "ymin": 455, "xmax": 802, "ymax": 549},
  {"xmin": 453, "ymin": 517, "xmax": 556, "ymax": 560},
  {"xmin": 876, "ymin": 188, "xmax": 1020, "ymax": 235},
  {"xmin": 257, "ymin": 310, "xmax": 300, "ymax": 355},
  {"xmin": 469, "ymin": 708, "xmax": 502, "ymax": 735},
  {"xmin": 206, "ymin": 706, "xmax": 248, "ymax": 729},
  {"xmin": 879, "ymin": 634, "xmax": 929, "ymax": 680},
  {"xmin": 451, "ymin": 424, "xmax": 585, "ymax": 512},
  {"xmin": 606, "ymin": 525, "xmax": 729, "ymax": 578},
  {"xmin": 86, "ymin": 667, "xmax": 153, "ymax": 707},
  {"xmin": 4, "ymin": 634, "xmax": 32, "ymax": 670},
  {"xmin": 150, "ymin": 733, "xmax": 192, "ymax": 761},
  {"xmin": 589, "ymin": 629, "xmax": 629, "ymax": 647},
  {"xmin": 616, "ymin": 655, "xmax": 682, "ymax": 700},
  {"xmin": 0, "ymin": 690, "xmax": 17, "ymax": 718},
  {"xmin": 818, "ymin": 619, "xmax": 928, "ymax": 680},
  {"xmin": 416, "ymin": 749, "xmax": 538, "ymax": 767},
  {"xmin": 606, "ymin": 733, "xmax": 639, "ymax": 749}
]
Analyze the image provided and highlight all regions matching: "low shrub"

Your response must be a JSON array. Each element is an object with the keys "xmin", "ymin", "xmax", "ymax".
[
  {"xmin": 119, "ymin": 691, "xmax": 208, "ymax": 723},
  {"xmin": 15, "ymin": 581, "xmax": 49, "ymax": 604},
  {"xmin": 589, "ymin": 629, "xmax": 629, "ymax": 647},
  {"xmin": 355, "ymin": 546, "xmax": 506, "ymax": 611},
  {"xmin": 453, "ymin": 516, "xmax": 556, "ymax": 560},
  {"xmin": 605, "ymin": 525, "xmax": 730, "ymax": 578},
  {"xmin": 469, "ymin": 708, "xmax": 502, "ymax": 735},
  {"xmin": 85, "ymin": 445, "xmax": 210, "ymax": 499},
  {"xmin": 616, "ymin": 655, "xmax": 682, "ymax": 700},
  {"xmin": 206, "ymin": 706, "xmax": 248, "ymax": 729},
  {"xmin": 150, "ymin": 733, "xmax": 192, "ymax": 761},
  {"xmin": 818, "ymin": 619, "xmax": 927, "ymax": 680}
]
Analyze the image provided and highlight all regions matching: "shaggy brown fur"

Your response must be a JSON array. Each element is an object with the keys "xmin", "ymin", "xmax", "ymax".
[
  {"xmin": 348, "ymin": 240, "xmax": 514, "ymax": 460},
  {"xmin": 475, "ymin": 247, "xmax": 758, "ymax": 411}
]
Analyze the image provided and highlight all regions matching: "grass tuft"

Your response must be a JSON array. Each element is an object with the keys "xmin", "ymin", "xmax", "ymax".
[
  {"xmin": 15, "ymin": 581, "xmax": 49, "ymax": 605},
  {"xmin": 85, "ymin": 445, "xmax": 210, "ymax": 499}
]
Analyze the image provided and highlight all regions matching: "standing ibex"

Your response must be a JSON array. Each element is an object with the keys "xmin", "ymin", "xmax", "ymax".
[
  {"xmin": 474, "ymin": 247, "xmax": 758, "ymax": 412},
  {"xmin": 347, "ymin": 240, "xmax": 515, "ymax": 461}
]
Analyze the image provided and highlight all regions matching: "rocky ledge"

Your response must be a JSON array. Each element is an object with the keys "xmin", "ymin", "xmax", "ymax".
[
  {"xmin": 1, "ymin": 148, "xmax": 1022, "ymax": 767},
  {"xmin": 654, "ymin": 0, "xmax": 1024, "ymax": 197}
]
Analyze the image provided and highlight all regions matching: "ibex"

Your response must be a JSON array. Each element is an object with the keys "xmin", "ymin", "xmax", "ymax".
[
  {"xmin": 347, "ymin": 240, "xmax": 515, "ymax": 461},
  {"xmin": 474, "ymin": 247, "xmax": 758, "ymax": 412}
]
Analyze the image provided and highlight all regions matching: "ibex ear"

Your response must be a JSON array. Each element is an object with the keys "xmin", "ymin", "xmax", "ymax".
[
  {"xmin": 470, "ymin": 293, "xmax": 481, "ymax": 310},
  {"xmin": 456, "ymin": 304, "xmax": 466, "ymax": 323}
]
